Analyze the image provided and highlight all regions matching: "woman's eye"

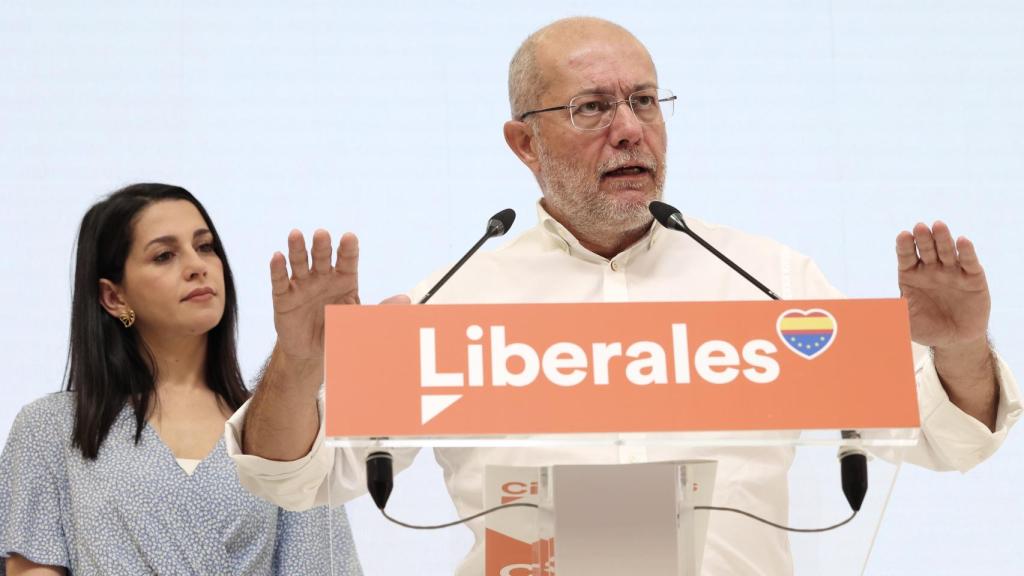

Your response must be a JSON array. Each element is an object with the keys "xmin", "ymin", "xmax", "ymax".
[
  {"xmin": 198, "ymin": 243, "xmax": 215, "ymax": 253},
  {"xmin": 154, "ymin": 251, "xmax": 173, "ymax": 263}
]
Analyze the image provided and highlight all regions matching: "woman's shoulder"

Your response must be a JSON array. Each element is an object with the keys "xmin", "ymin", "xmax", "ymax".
[
  {"xmin": 9, "ymin": 392, "xmax": 75, "ymax": 441},
  {"xmin": 16, "ymin": 391, "xmax": 74, "ymax": 423}
]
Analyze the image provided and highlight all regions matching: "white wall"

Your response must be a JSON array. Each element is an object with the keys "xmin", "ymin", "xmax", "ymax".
[{"xmin": 1, "ymin": 1, "xmax": 1021, "ymax": 574}]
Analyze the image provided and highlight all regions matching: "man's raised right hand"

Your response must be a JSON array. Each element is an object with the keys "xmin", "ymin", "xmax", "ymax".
[{"xmin": 269, "ymin": 229, "xmax": 363, "ymax": 365}]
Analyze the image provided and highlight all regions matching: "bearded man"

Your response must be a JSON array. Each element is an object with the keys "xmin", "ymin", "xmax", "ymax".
[{"xmin": 227, "ymin": 17, "xmax": 1020, "ymax": 575}]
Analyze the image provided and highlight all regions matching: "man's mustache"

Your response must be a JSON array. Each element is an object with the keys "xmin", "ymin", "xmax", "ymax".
[{"xmin": 598, "ymin": 150, "xmax": 661, "ymax": 176}]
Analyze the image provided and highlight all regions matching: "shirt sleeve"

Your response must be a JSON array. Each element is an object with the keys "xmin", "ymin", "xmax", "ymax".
[
  {"xmin": 225, "ymin": 392, "xmax": 421, "ymax": 512},
  {"xmin": 791, "ymin": 254, "xmax": 1022, "ymax": 471},
  {"xmin": 905, "ymin": 344, "xmax": 1022, "ymax": 471},
  {"xmin": 271, "ymin": 505, "xmax": 363, "ymax": 576},
  {"xmin": 0, "ymin": 399, "xmax": 70, "ymax": 574}
]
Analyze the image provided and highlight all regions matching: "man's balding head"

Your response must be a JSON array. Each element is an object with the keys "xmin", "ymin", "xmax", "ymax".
[
  {"xmin": 508, "ymin": 17, "xmax": 656, "ymax": 120},
  {"xmin": 503, "ymin": 17, "xmax": 668, "ymax": 258}
]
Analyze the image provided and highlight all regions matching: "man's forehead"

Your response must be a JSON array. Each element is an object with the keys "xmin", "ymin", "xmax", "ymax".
[
  {"xmin": 541, "ymin": 41, "xmax": 657, "ymax": 98},
  {"xmin": 540, "ymin": 29, "xmax": 650, "ymax": 66}
]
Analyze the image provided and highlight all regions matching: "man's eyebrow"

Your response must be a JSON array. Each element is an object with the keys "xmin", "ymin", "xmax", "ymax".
[{"xmin": 573, "ymin": 82, "xmax": 660, "ymax": 97}]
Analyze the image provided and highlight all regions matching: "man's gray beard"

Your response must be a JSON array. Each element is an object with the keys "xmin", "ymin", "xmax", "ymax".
[{"xmin": 537, "ymin": 142, "xmax": 666, "ymax": 240}]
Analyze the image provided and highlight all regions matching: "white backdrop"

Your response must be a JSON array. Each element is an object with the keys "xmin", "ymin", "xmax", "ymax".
[{"xmin": 1, "ymin": 1, "xmax": 1021, "ymax": 574}]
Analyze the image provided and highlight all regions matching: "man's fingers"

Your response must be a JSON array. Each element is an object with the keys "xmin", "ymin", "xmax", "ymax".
[
  {"xmin": 310, "ymin": 229, "xmax": 333, "ymax": 275},
  {"xmin": 379, "ymin": 294, "xmax": 412, "ymax": 305},
  {"xmin": 287, "ymin": 229, "xmax": 310, "ymax": 280},
  {"xmin": 931, "ymin": 221, "xmax": 957, "ymax": 267},
  {"xmin": 335, "ymin": 232, "xmax": 360, "ymax": 276},
  {"xmin": 895, "ymin": 230, "xmax": 919, "ymax": 272},
  {"xmin": 956, "ymin": 236, "xmax": 983, "ymax": 275},
  {"xmin": 912, "ymin": 222, "xmax": 938, "ymax": 265},
  {"xmin": 270, "ymin": 252, "xmax": 290, "ymax": 296}
]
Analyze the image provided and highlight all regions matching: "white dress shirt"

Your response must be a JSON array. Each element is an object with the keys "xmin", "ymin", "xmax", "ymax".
[{"xmin": 227, "ymin": 204, "xmax": 1021, "ymax": 575}]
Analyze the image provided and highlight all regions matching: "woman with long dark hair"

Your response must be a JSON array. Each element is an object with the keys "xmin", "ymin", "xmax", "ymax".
[{"xmin": 0, "ymin": 183, "xmax": 362, "ymax": 575}]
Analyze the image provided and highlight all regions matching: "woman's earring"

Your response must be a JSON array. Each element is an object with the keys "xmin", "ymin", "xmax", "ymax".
[{"xmin": 119, "ymin": 309, "xmax": 136, "ymax": 328}]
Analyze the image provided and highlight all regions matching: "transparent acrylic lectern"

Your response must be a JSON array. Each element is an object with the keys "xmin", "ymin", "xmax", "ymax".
[
  {"xmin": 324, "ymin": 428, "xmax": 916, "ymax": 575},
  {"xmin": 320, "ymin": 298, "xmax": 921, "ymax": 575}
]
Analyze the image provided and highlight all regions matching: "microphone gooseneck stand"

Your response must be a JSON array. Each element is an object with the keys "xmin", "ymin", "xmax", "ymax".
[
  {"xmin": 365, "ymin": 208, "xmax": 517, "ymax": 512},
  {"xmin": 649, "ymin": 200, "xmax": 868, "ymax": 516}
]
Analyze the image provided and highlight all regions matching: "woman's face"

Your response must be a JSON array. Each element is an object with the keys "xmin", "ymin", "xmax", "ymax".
[{"xmin": 104, "ymin": 200, "xmax": 226, "ymax": 339}]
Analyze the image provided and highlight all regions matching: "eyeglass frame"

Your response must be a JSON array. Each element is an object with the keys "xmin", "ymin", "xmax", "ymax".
[{"xmin": 516, "ymin": 88, "xmax": 677, "ymax": 130}]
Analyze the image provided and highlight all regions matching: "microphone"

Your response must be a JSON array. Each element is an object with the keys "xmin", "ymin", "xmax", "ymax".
[
  {"xmin": 418, "ymin": 208, "xmax": 516, "ymax": 304},
  {"xmin": 366, "ymin": 208, "xmax": 517, "ymax": 511},
  {"xmin": 648, "ymin": 200, "xmax": 867, "ymax": 513},
  {"xmin": 649, "ymin": 201, "xmax": 779, "ymax": 300},
  {"xmin": 366, "ymin": 451, "xmax": 393, "ymax": 510},
  {"xmin": 839, "ymin": 430, "xmax": 868, "ymax": 511}
]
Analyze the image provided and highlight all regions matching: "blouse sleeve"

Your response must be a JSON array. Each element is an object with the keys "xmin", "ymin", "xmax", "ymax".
[
  {"xmin": 271, "ymin": 504, "xmax": 363, "ymax": 575},
  {"xmin": 0, "ymin": 397, "xmax": 70, "ymax": 575}
]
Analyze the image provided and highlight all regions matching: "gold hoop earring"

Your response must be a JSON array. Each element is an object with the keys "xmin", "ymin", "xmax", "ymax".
[{"xmin": 119, "ymin": 309, "xmax": 136, "ymax": 328}]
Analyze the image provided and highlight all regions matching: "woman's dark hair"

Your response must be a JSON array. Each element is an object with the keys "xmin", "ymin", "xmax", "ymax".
[{"xmin": 64, "ymin": 183, "xmax": 249, "ymax": 460}]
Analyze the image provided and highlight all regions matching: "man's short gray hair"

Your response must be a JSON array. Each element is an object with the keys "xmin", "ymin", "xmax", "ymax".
[{"xmin": 507, "ymin": 29, "xmax": 545, "ymax": 120}]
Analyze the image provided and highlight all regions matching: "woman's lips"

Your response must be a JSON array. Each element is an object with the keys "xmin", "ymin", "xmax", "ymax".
[{"xmin": 182, "ymin": 287, "xmax": 216, "ymax": 302}]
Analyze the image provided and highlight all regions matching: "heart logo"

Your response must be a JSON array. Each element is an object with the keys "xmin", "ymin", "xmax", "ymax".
[{"xmin": 776, "ymin": 308, "xmax": 837, "ymax": 360}]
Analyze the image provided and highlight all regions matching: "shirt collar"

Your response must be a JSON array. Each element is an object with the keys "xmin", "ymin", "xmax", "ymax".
[{"xmin": 535, "ymin": 200, "xmax": 663, "ymax": 265}]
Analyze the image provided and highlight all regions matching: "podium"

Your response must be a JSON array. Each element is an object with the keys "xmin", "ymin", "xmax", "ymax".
[
  {"xmin": 480, "ymin": 460, "xmax": 718, "ymax": 575},
  {"xmin": 322, "ymin": 299, "xmax": 920, "ymax": 575}
]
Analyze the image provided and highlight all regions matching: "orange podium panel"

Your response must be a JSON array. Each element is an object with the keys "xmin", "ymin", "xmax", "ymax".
[{"xmin": 324, "ymin": 299, "xmax": 919, "ymax": 438}]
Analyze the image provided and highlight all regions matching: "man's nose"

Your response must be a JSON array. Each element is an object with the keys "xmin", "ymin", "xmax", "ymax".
[{"xmin": 607, "ymin": 101, "xmax": 644, "ymax": 149}]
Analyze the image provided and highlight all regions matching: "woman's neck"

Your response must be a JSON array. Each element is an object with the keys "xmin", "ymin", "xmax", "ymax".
[
  {"xmin": 138, "ymin": 330, "xmax": 232, "ymax": 459},
  {"xmin": 137, "ymin": 329, "xmax": 209, "ymax": 391}
]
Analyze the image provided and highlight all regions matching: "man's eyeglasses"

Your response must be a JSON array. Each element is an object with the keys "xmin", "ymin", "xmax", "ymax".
[{"xmin": 517, "ymin": 88, "xmax": 676, "ymax": 131}]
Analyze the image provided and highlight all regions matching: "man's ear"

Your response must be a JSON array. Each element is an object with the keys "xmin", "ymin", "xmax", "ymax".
[
  {"xmin": 504, "ymin": 120, "xmax": 542, "ymax": 175},
  {"xmin": 98, "ymin": 278, "xmax": 129, "ymax": 320}
]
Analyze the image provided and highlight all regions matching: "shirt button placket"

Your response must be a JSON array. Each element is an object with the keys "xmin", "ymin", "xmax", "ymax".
[{"xmin": 603, "ymin": 259, "xmax": 629, "ymax": 302}]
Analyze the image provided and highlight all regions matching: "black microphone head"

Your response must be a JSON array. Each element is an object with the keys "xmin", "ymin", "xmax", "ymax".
[
  {"xmin": 486, "ymin": 208, "xmax": 516, "ymax": 237},
  {"xmin": 366, "ymin": 451, "xmax": 394, "ymax": 510},
  {"xmin": 840, "ymin": 451, "xmax": 868, "ymax": 512},
  {"xmin": 648, "ymin": 200, "xmax": 690, "ymax": 233}
]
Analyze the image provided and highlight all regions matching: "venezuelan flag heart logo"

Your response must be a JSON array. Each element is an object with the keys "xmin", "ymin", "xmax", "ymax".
[{"xmin": 776, "ymin": 308, "xmax": 837, "ymax": 360}]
